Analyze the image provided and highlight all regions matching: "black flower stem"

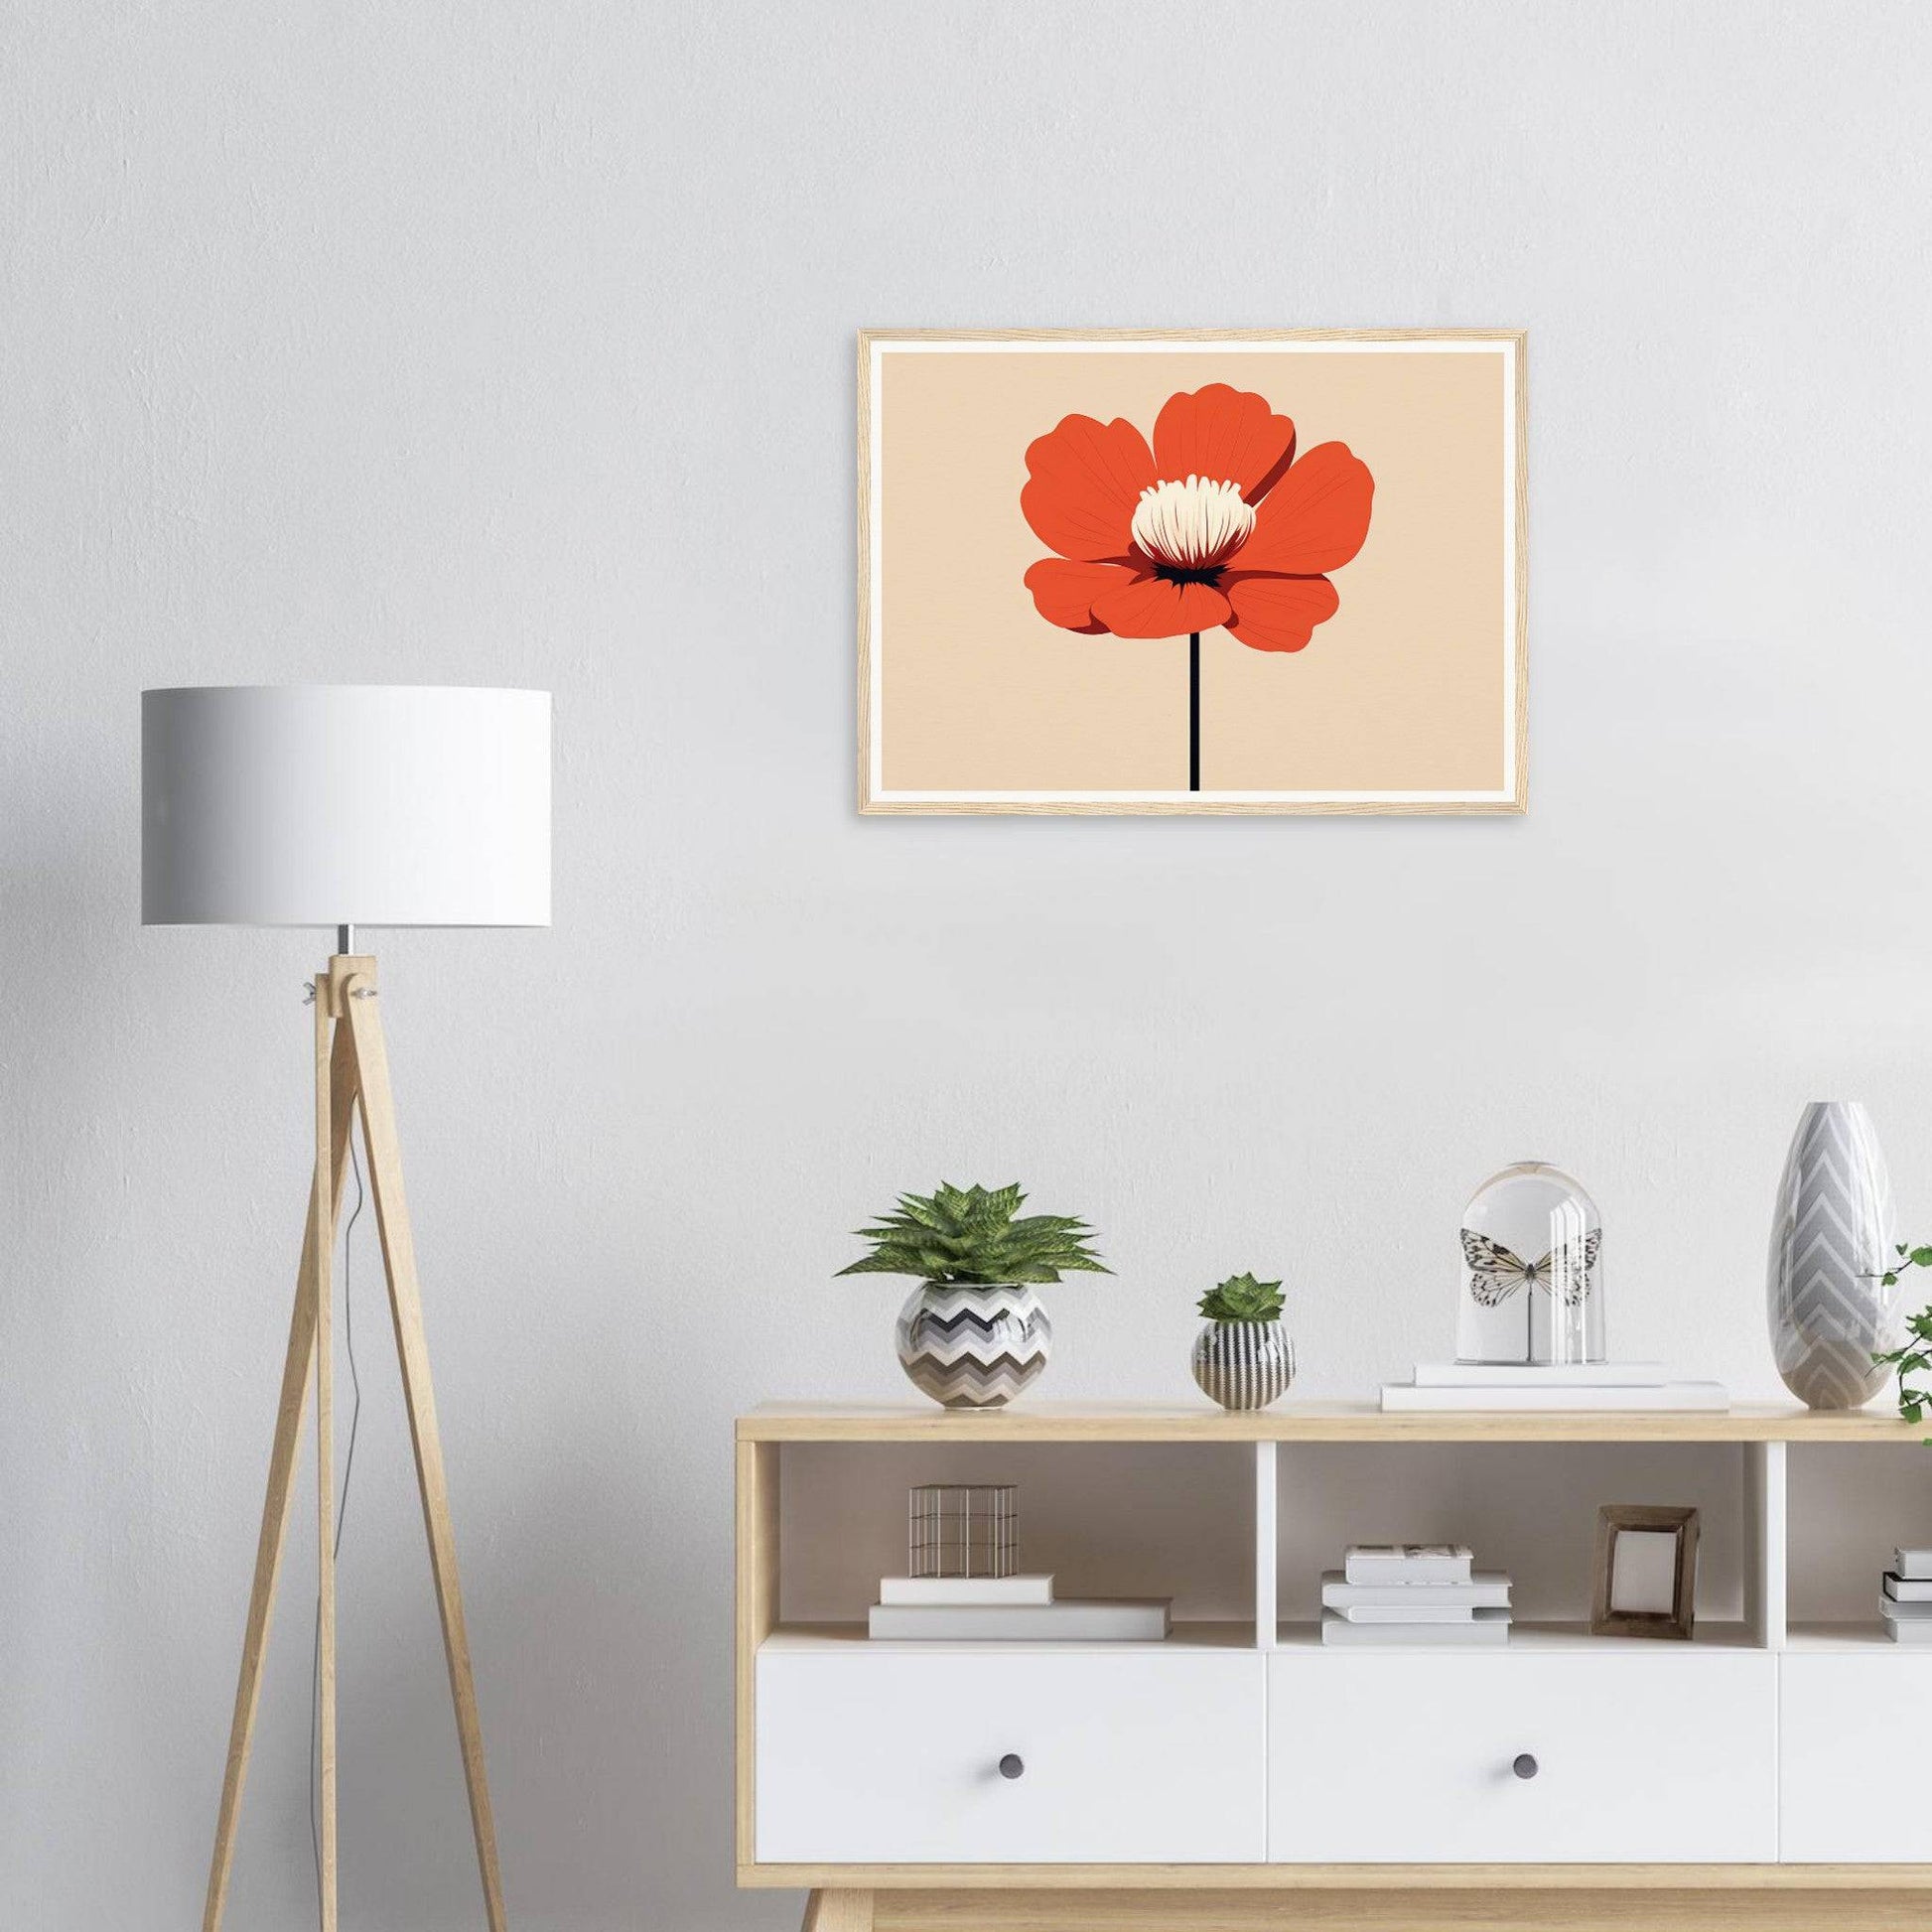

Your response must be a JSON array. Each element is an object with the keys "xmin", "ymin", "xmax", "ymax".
[{"xmin": 1188, "ymin": 631, "xmax": 1200, "ymax": 792}]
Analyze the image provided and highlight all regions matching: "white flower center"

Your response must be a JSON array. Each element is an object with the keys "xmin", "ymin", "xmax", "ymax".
[{"xmin": 1130, "ymin": 475, "xmax": 1255, "ymax": 572}]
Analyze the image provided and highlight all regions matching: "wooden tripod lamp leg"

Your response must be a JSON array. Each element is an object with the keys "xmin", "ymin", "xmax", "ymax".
[
  {"xmin": 345, "ymin": 971, "xmax": 510, "ymax": 1932},
  {"xmin": 314, "ymin": 977, "xmax": 339, "ymax": 1932},
  {"xmin": 203, "ymin": 1014, "xmax": 358, "ymax": 1932}
]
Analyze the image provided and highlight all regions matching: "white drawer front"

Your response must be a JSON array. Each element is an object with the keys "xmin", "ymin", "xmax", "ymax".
[
  {"xmin": 1267, "ymin": 1650, "xmax": 1776, "ymax": 1863},
  {"xmin": 756, "ymin": 1646, "xmax": 1265, "ymax": 1863},
  {"xmin": 1781, "ymin": 1653, "xmax": 1932, "ymax": 1862}
]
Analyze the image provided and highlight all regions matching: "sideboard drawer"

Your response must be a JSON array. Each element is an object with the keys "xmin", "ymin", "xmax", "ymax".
[
  {"xmin": 756, "ymin": 1644, "xmax": 1265, "ymax": 1863},
  {"xmin": 1781, "ymin": 1652, "xmax": 1932, "ymax": 1861},
  {"xmin": 1267, "ymin": 1649, "xmax": 1776, "ymax": 1863}
]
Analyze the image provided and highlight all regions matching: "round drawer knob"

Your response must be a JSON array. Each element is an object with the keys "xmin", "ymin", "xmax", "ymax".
[
  {"xmin": 1512, "ymin": 1753, "xmax": 1539, "ymax": 1781},
  {"xmin": 998, "ymin": 1753, "xmax": 1025, "ymax": 1780}
]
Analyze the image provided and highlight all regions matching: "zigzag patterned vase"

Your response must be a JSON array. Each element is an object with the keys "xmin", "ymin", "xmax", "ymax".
[
  {"xmin": 896, "ymin": 1283, "xmax": 1051, "ymax": 1409},
  {"xmin": 1767, "ymin": 1100, "xmax": 1900, "ymax": 1411}
]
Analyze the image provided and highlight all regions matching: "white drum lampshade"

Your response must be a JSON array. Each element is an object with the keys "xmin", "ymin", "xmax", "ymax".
[{"xmin": 142, "ymin": 685, "xmax": 550, "ymax": 927}]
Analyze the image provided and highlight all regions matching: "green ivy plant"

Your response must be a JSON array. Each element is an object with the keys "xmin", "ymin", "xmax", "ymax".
[
  {"xmin": 837, "ymin": 1182, "xmax": 1109, "ymax": 1287},
  {"xmin": 1871, "ymin": 1242, "xmax": 1932, "ymax": 1435},
  {"xmin": 1197, "ymin": 1272, "xmax": 1286, "ymax": 1322}
]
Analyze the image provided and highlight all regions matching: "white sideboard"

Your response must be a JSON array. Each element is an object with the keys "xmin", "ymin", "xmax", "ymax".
[{"xmin": 737, "ymin": 1403, "xmax": 1932, "ymax": 1932}]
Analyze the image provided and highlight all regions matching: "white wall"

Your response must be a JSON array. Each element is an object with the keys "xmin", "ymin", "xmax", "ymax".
[{"xmin": 7, "ymin": 2, "xmax": 1932, "ymax": 1925}]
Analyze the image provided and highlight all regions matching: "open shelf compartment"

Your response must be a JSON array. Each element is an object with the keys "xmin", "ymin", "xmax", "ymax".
[
  {"xmin": 1785, "ymin": 1439, "xmax": 1932, "ymax": 1650},
  {"xmin": 738, "ymin": 1409, "xmax": 1932, "ymax": 1664},
  {"xmin": 1266, "ymin": 1437, "xmax": 1781, "ymax": 1650},
  {"xmin": 769, "ymin": 1438, "xmax": 1263, "ymax": 1644}
]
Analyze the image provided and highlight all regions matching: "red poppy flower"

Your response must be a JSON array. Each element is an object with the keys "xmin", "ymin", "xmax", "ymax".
[{"xmin": 1021, "ymin": 384, "xmax": 1373, "ymax": 653}]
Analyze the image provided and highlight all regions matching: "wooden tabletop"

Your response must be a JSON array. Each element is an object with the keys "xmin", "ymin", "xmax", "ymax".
[{"xmin": 738, "ymin": 1399, "xmax": 1928, "ymax": 1444}]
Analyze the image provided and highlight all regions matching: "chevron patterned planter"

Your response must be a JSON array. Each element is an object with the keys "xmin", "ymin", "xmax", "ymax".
[
  {"xmin": 1767, "ymin": 1101, "xmax": 1900, "ymax": 1411},
  {"xmin": 1191, "ymin": 1319, "xmax": 1297, "ymax": 1411},
  {"xmin": 896, "ymin": 1283, "xmax": 1051, "ymax": 1409}
]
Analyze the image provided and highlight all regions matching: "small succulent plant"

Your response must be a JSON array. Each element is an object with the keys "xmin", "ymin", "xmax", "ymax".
[
  {"xmin": 837, "ymin": 1182, "xmax": 1109, "ymax": 1287},
  {"xmin": 1197, "ymin": 1272, "xmax": 1286, "ymax": 1322}
]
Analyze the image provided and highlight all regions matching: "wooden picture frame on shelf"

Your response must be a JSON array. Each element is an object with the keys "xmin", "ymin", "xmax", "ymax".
[{"xmin": 1591, "ymin": 1502, "xmax": 1700, "ymax": 1640}]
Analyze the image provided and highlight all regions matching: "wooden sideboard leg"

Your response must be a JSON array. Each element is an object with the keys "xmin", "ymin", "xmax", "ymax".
[{"xmin": 800, "ymin": 1889, "xmax": 875, "ymax": 1932}]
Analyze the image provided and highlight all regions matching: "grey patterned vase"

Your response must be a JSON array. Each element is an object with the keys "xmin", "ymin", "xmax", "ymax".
[
  {"xmin": 1767, "ymin": 1101, "xmax": 1900, "ymax": 1411},
  {"xmin": 1191, "ymin": 1319, "xmax": 1296, "ymax": 1411},
  {"xmin": 896, "ymin": 1283, "xmax": 1051, "ymax": 1409}
]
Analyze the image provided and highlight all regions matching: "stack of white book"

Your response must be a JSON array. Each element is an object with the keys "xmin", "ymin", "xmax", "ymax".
[
  {"xmin": 867, "ymin": 1573, "xmax": 1171, "ymax": 1640},
  {"xmin": 1382, "ymin": 1361, "xmax": 1729, "ymax": 1412},
  {"xmin": 1320, "ymin": 1544, "xmax": 1511, "ymax": 1646},
  {"xmin": 1880, "ymin": 1549, "xmax": 1932, "ymax": 1644}
]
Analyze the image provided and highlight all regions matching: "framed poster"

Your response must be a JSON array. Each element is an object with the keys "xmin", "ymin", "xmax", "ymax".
[{"xmin": 858, "ymin": 329, "xmax": 1526, "ymax": 815}]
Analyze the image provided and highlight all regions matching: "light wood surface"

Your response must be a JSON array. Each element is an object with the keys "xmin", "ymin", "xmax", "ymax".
[
  {"xmin": 345, "ymin": 969, "xmax": 508, "ymax": 1932},
  {"xmin": 737, "ymin": 1440, "xmax": 779, "ymax": 1865},
  {"xmin": 314, "ymin": 973, "xmax": 339, "ymax": 1930},
  {"xmin": 802, "ymin": 1888, "xmax": 876, "ymax": 1931},
  {"xmin": 202, "ymin": 1016, "xmax": 357, "ymax": 1932},
  {"xmin": 853, "ymin": 329, "xmax": 872, "ymax": 818},
  {"xmin": 864, "ymin": 1887, "xmax": 1932, "ymax": 1930},
  {"xmin": 856, "ymin": 327, "xmax": 1530, "ymax": 817},
  {"xmin": 738, "ymin": 1400, "xmax": 1924, "ymax": 1444},
  {"xmin": 745, "ymin": 1863, "xmax": 1932, "ymax": 1892}
]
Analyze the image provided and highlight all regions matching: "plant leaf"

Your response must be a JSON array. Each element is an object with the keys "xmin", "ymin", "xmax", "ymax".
[{"xmin": 838, "ymin": 1181, "xmax": 1107, "ymax": 1286}]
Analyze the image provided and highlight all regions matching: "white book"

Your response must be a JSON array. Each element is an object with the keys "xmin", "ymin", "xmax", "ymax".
[
  {"xmin": 867, "ymin": 1597, "xmax": 1170, "ymax": 1641},
  {"xmin": 1320, "ymin": 1606, "xmax": 1510, "ymax": 1647},
  {"xmin": 1890, "ymin": 1618, "xmax": 1932, "ymax": 1644},
  {"xmin": 1344, "ymin": 1544, "xmax": 1473, "ymax": 1586},
  {"xmin": 1894, "ymin": 1549, "xmax": 1932, "ymax": 1582},
  {"xmin": 1878, "ymin": 1595, "xmax": 1932, "ymax": 1623},
  {"xmin": 879, "ymin": 1574, "xmax": 1054, "ymax": 1606},
  {"xmin": 1881, "ymin": 1573, "xmax": 1932, "ymax": 1604},
  {"xmin": 1321, "ymin": 1570, "xmax": 1511, "ymax": 1610},
  {"xmin": 1381, "ymin": 1381, "xmax": 1728, "ymax": 1413},
  {"xmin": 1338, "ymin": 1602, "xmax": 1475, "ymax": 1624},
  {"xmin": 1412, "ymin": 1360, "xmax": 1666, "ymax": 1389}
]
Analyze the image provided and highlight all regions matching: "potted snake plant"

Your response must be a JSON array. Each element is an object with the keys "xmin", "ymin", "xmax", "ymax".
[
  {"xmin": 838, "ymin": 1182, "xmax": 1109, "ymax": 1408},
  {"xmin": 1191, "ymin": 1271, "xmax": 1297, "ymax": 1411}
]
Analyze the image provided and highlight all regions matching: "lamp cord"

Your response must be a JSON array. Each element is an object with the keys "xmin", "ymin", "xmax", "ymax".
[{"xmin": 310, "ymin": 1135, "xmax": 367, "ymax": 1917}]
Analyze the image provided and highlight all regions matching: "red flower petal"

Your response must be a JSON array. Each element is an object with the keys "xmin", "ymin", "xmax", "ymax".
[
  {"xmin": 1089, "ymin": 573, "xmax": 1232, "ymax": 639},
  {"xmin": 1222, "ymin": 573, "xmax": 1341, "ymax": 653},
  {"xmin": 1024, "ymin": 557, "xmax": 1137, "ymax": 632},
  {"xmin": 1152, "ymin": 385, "xmax": 1297, "ymax": 503},
  {"xmin": 1228, "ymin": 443, "xmax": 1374, "ymax": 575},
  {"xmin": 1021, "ymin": 414, "xmax": 1156, "ymax": 562}
]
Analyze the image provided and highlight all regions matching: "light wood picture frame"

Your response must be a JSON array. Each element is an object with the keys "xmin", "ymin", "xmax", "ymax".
[
  {"xmin": 857, "ymin": 328, "xmax": 1528, "ymax": 816},
  {"xmin": 1591, "ymin": 1503, "xmax": 1700, "ymax": 1640}
]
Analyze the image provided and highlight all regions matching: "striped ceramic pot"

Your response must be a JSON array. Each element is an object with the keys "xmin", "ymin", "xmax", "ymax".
[
  {"xmin": 1767, "ymin": 1100, "xmax": 1900, "ymax": 1410},
  {"xmin": 1191, "ymin": 1319, "xmax": 1296, "ymax": 1411},
  {"xmin": 896, "ymin": 1283, "xmax": 1051, "ymax": 1409}
]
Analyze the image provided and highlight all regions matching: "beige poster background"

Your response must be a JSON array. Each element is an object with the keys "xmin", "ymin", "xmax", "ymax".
[{"xmin": 875, "ymin": 345, "xmax": 1511, "ymax": 795}]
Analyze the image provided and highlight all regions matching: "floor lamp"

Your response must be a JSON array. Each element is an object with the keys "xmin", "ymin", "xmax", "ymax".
[{"xmin": 142, "ymin": 685, "xmax": 551, "ymax": 1932}]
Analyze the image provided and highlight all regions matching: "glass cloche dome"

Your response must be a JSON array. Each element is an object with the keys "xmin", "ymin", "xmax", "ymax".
[{"xmin": 1457, "ymin": 1163, "xmax": 1604, "ymax": 1365}]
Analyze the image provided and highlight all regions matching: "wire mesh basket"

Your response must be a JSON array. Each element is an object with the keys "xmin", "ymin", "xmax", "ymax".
[{"xmin": 908, "ymin": 1483, "xmax": 1018, "ymax": 1579}]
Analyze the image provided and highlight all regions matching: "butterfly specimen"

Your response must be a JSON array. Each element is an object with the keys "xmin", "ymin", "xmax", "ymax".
[{"xmin": 1460, "ymin": 1227, "xmax": 1601, "ymax": 1308}]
